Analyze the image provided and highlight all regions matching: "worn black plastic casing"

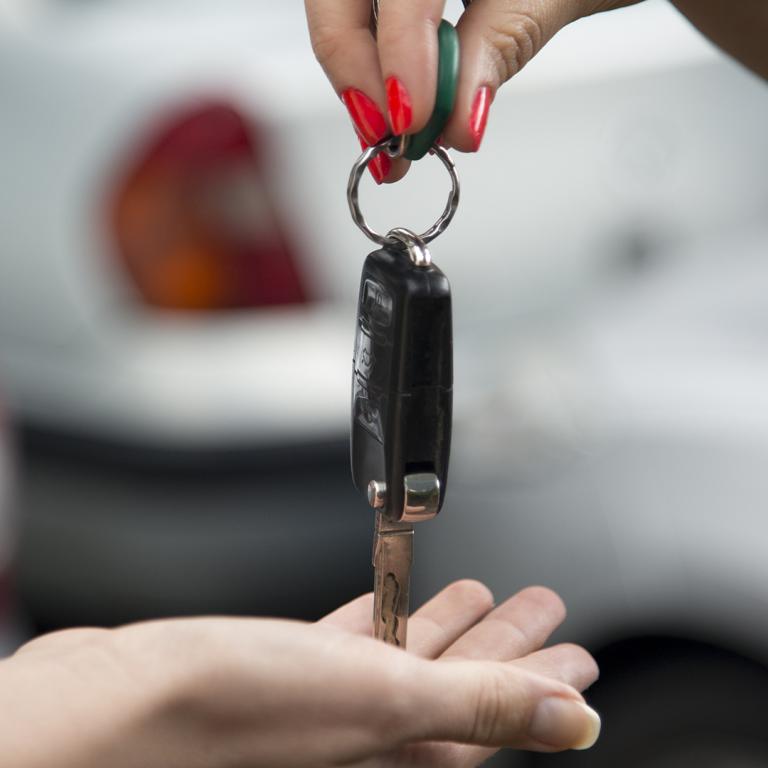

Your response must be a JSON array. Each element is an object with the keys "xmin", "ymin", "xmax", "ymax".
[{"xmin": 351, "ymin": 245, "xmax": 452, "ymax": 521}]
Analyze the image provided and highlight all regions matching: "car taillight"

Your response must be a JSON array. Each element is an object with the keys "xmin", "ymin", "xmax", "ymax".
[{"xmin": 112, "ymin": 101, "xmax": 307, "ymax": 311}]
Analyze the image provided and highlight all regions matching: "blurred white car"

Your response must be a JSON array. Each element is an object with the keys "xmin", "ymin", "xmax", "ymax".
[
  {"xmin": 421, "ymin": 225, "xmax": 768, "ymax": 767},
  {"xmin": 0, "ymin": 0, "xmax": 756, "ymax": 446},
  {"xmin": 2, "ymin": 1, "xmax": 768, "ymax": 762},
  {"xmin": 1, "ymin": 0, "xmax": 377, "ymax": 627}
]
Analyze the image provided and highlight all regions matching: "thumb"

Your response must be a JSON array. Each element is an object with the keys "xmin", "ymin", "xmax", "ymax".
[
  {"xmin": 401, "ymin": 659, "xmax": 601, "ymax": 751},
  {"xmin": 443, "ymin": 0, "xmax": 633, "ymax": 152}
]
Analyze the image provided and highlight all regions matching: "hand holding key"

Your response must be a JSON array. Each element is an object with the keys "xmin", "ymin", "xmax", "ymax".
[
  {"xmin": 305, "ymin": 0, "xmax": 636, "ymax": 182},
  {"xmin": 306, "ymin": 0, "xmax": 768, "ymax": 182},
  {"xmin": 0, "ymin": 581, "xmax": 599, "ymax": 767}
]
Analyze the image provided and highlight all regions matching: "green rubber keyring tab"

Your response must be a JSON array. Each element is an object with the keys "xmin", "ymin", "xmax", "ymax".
[{"xmin": 404, "ymin": 20, "xmax": 459, "ymax": 161}]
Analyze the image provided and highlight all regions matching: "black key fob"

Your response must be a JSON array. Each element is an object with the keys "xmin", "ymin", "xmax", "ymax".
[{"xmin": 351, "ymin": 243, "xmax": 452, "ymax": 522}]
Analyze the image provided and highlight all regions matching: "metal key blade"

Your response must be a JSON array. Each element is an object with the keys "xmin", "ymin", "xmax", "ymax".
[{"xmin": 372, "ymin": 511, "xmax": 414, "ymax": 647}]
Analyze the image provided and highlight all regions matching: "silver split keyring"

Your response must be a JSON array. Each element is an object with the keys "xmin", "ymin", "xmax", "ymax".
[
  {"xmin": 347, "ymin": 137, "xmax": 460, "ymax": 246},
  {"xmin": 387, "ymin": 227, "xmax": 431, "ymax": 267}
]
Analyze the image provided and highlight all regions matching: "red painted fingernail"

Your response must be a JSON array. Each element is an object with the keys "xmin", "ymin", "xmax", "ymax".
[
  {"xmin": 341, "ymin": 88, "xmax": 387, "ymax": 146},
  {"xmin": 358, "ymin": 136, "xmax": 391, "ymax": 184},
  {"xmin": 469, "ymin": 86, "xmax": 491, "ymax": 152},
  {"xmin": 385, "ymin": 76, "xmax": 413, "ymax": 135},
  {"xmin": 370, "ymin": 152, "xmax": 391, "ymax": 184}
]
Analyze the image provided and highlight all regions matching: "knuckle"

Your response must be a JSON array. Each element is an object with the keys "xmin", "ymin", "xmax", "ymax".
[
  {"xmin": 468, "ymin": 667, "xmax": 519, "ymax": 744},
  {"xmin": 375, "ymin": 659, "xmax": 420, "ymax": 735},
  {"xmin": 490, "ymin": 615, "xmax": 529, "ymax": 645},
  {"xmin": 376, "ymin": 20, "xmax": 410, "ymax": 50},
  {"xmin": 378, "ymin": 15, "xmax": 438, "ymax": 52},
  {"xmin": 481, "ymin": 10, "xmax": 544, "ymax": 83},
  {"xmin": 310, "ymin": 23, "xmax": 343, "ymax": 67}
]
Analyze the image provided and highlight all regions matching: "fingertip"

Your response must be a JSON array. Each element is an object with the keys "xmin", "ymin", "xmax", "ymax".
[
  {"xmin": 404, "ymin": 658, "xmax": 600, "ymax": 752},
  {"xmin": 518, "ymin": 585, "xmax": 567, "ymax": 623},
  {"xmin": 343, "ymin": 88, "xmax": 389, "ymax": 146},
  {"xmin": 442, "ymin": 84, "xmax": 493, "ymax": 153},
  {"xmin": 468, "ymin": 85, "xmax": 492, "ymax": 151},
  {"xmin": 529, "ymin": 696, "xmax": 601, "ymax": 752},
  {"xmin": 571, "ymin": 702, "xmax": 602, "ymax": 750},
  {"xmin": 370, "ymin": 151, "xmax": 392, "ymax": 184},
  {"xmin": 382, "ymin": 156, "xmax": 411, "ymax": 184},
  {"xmin": 386, "ymin": 76, "xmax": 413, "ymax": 135},
  {"xmin": 448, "ymin": 579, "xmax": 495, "ymax": 611},
  {"xmin": 557, "ymin": 644, "xmax": 600, "ymax": 688}
]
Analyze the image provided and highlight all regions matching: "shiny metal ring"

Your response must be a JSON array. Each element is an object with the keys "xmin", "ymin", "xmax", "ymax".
[
  {"xmin": 384, "ymin": 134, "xmax": 407, "ymax": 159},
  {"xmin": 387, "ymin": 227, "xmax": 431, "ymax": 267},
  {"xmin": 347, "ymin": 138, "xmax": 460, "ymax": 246}
]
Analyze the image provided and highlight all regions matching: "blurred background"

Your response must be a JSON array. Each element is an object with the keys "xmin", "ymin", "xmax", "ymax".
[{"xmin": 1, "ymin": 0, "xmax": 767, "ymax": 765}]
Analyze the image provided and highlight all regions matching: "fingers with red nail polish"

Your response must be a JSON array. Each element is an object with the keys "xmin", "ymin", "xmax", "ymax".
[
  {"xmin": 385, "ymin": 77, "xmax": 413, "ymax": 135},
  {"xmin": 468, "ymin": 86, "xmax": 491, "ymax": 151},
  {"xmin": 308, "ymin": 0, "xmax": 647, "ymax": 173},
  {"xmin": 342, "ymin": 88, "xmax": 395, "ymax": 184},
  {"xmin": 341, "ymin": 88, "xmax": 388, "ymax": 146},
  {"xmin": 376, "ymin": 0, "xmax": 443, "ymax": 134},
  {"xmin": 357, "ymin": 136, "xmax": 391, "ymax": 185}
]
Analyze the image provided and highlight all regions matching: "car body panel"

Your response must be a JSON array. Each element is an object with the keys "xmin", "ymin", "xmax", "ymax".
[
  {"xmin": 417, "ymin": 226, "xmax": 768, "ymax": 665},
  {"xmin": 2, "ymin": 1, "xmax": 768, "ymax": 663},
  {"xmin": 2, "ymin": 0, "xmax": 752, "ymax": 446}
]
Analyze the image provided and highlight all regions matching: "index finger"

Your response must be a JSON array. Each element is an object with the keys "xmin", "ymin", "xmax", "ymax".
[
  {"xmin": 305, "ymin": 0, "xmax": 384, "ymax": 105},
  {"xmin": 305, "ymin": 0, "xmax": 410, "ymax": 182}
]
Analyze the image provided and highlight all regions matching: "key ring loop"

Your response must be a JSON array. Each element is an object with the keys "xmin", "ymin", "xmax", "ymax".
[
  {"xmin": 347, "ymin": 137, "xmax": 460, "ymax": 246},
  {"xmin": 387, "ymin": 227, "xmax": 431, "ymax": 267}
]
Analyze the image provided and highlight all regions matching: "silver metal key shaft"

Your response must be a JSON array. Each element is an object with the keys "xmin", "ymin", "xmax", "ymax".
[
  {"xmin": 372, "ymin": 511, "xmax": 414, "ymax": 647},
  {"xmin": 368, "ymin": 474, "xmax": 440, "ymax": 647}
]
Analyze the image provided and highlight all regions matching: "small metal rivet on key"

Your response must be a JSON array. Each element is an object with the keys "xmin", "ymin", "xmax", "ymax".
[{"xmin": 348, "ymin": 138, "xmax": 458, "ymax": 648}]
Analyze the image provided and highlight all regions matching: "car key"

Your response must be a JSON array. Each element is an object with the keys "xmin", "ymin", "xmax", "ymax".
[
  {"xmin": 351, "ymin": 230, "xmax": 453, "ymax": 646},
  {"xmin": 346, "ymin": 35, "xmax": 461, "ymax": 645}
]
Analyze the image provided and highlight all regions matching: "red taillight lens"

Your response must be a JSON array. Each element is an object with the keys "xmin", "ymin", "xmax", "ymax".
[{"xmin": 112, "ymin": 101, "xmax": 307, "ymax": 311}]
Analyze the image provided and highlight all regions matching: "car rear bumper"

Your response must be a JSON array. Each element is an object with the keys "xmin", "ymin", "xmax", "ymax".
[
  {"xmin": 15, "ymin": 423, "xmax": 373, "ymax": 631},
  {"xmin": 2, "ymin": 305, "xmax": 352, "ymax": 447}
]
